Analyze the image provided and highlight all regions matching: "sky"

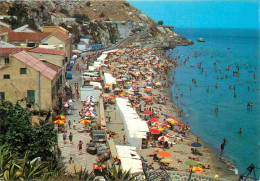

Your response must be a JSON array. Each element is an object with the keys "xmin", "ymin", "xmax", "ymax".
[{"xmin": 128, "ymin": 0, "xmax": 260, "ymax": 29}]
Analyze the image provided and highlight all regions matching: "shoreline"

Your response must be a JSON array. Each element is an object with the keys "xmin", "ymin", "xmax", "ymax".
[
  {"xmin": 103, "ymin": 40, "xmax": 237, "ymax": 180},
  {"xmin": 161, "ymin": 49, "xmax": 238, "ymax": 180}
]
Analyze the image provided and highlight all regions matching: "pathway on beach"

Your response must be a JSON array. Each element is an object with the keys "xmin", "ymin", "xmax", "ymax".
[{"xmin": 58, "ymin": 54, "xmax": 96, "ymax": 171}]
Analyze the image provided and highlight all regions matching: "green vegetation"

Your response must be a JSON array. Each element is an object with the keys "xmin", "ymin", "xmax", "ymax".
[
  {"xmin": 73, "ymin": 13, "xmax": 90, "ymax": 25},
  {"xmin": 123, "ymin": 2, "xmax": 130, "ymax": 7},
  {"xmin": 0, "ymin": 101, "xmax": 57, "ymax": 160},
  {"xmin": 158, "ymin": 20, "xmax": 163, "ymax": 25},
  {"xmin": 4, "ymin": 2, "xmax": 38, "ymax": 30},
  {"xmin": 102, "ymin": 165, "xmax": 134, "ymax": 180},
  {"xmin": 60, "ymin": 8, "xmax": 70, "ymax": 17},
  {"xmin": 86, "ymin": 2, "xmax": 91, "ymax": 7}
]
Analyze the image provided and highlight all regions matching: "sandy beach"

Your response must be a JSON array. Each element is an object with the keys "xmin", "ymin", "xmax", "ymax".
[{"xmin": 101, "ymin": 41, "xmax": 238, "ymax": 180}]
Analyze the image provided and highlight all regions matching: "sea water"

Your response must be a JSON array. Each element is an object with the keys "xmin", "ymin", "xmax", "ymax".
[{"xmin": 167, "ymin": 28, "xmax": 259, "ymax": 177}]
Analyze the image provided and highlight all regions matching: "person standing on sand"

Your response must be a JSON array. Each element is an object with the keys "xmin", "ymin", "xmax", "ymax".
[
  {"xmin": 69, "ymin": 132, "xmax": 73, "ymax": 144},
  {"xmin": 62, "ymin": 133, "xmax": 67, "ymax": 145},
  {"xmin": 123, "ymin": 135, "xmax": 126, "ymax": 144},
  {"xmin": 68, "ymin": 120, "xmax": 71, "ymax": 129},
  {"xmin": 77, "ymin": 140, "xmax": 83, "ymax": 155}
]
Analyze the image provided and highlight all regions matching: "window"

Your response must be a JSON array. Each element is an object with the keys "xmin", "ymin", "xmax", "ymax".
[
  {"xmin": 27, "ymin": 90, "xmax": 35, "ymax": 103},
  {"xmin": 3, "ymin": 74, "xmax": 10, "ymax": 79},
  {"xmin": 27, "ymin": 42, "xmax": 36, "ymax": 47},
  {"xmin": 20, "ymin": 68, "xmax": 27, "ymax": 74},
  {"xmin": 0, "ymin": 92, "xmax": 5, "ymax": 100},
  {"xmin": 4, "ymin": 58, "xmax": 9, "ymax": 64}
]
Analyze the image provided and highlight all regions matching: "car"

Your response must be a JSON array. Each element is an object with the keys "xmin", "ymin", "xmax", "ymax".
[
  {"xmin": 66, "ymin": 65, "xmax": 72, "ymax": 71},
  {"xmin": 66, "ymin": 73, "xmax": 72, "ymax": 79}
]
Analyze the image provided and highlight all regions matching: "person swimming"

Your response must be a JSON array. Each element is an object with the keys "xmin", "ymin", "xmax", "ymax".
[
  {"xmin": 238, "ymin": 128, "xmax": 242, "ymax": 134},
  {"xmin": 215, "ymin": 106, "xmax": 219, "ymax": 112}
]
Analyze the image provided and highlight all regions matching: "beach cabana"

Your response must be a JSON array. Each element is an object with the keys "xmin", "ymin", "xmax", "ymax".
[{"xmin": 116, "ymin": 98, "xmax": 149, "ymax": 149}]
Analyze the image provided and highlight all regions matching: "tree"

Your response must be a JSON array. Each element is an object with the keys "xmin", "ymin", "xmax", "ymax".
[
  {"xmin": 0, "ymin": 101, "xmax": 57, "ymax": 160},
  {"xmin": 60, "ymin": 9, "xmax": 70, "ymax": 17},
  {"xmin": 158, "ymin": 20, "xmax": 163, "ymax": 25}
]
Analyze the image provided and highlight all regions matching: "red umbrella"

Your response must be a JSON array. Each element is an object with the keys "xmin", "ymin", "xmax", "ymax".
[
  {"xmin": 149, "ymin": 118, "xmax": 159, "ymax": 122},
  {"xmin": 157, "ymin": 151, "xmax": 172, "ymax": 158},
  {"xmin": 162, "ymin": 124, "xmax": 170, "ymax": 128},
  {"xmin": 167, "ymin": 116, "xmax": 175, "ymax": 119},
  {"xmin": 108, "ymin": 95, "xmax": 116, "ymax": 99},
  {"xmin": 149, "ymin": 129, "xmax": 160, "ymax": 134},
  {"xmin": 143, "ymin": 95, "xmax": 152, "ymax": 100},
  {"xmin": 144, "ymin": 111, "xmax": 153, "ymax": 115},
  {"xmin": 180, "ymin": 123, "xmax": 184, "ymax": 128}
]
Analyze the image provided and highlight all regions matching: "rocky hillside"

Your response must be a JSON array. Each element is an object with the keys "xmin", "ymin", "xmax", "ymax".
[{"xmin": 0, "ymin": 1, "xmax": 154, "ymax": 25}]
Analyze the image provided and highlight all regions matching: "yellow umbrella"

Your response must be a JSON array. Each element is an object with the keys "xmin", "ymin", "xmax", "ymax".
[
  {"xmin": 192, "ymin": 167, "xmax": 204, "ymax": 172},
  {"xmin": 56, "ymin": 115, "xmax": 66, "ymax": 120},
  {"xmin": 160, "ymin": 158, "xmax": 174, "ymax": 163},
  {"xmin": 54, "ymin": 120, "xmax": 66, "ymax": 125},
  {"xmin": 158, "ymin": 127, "xmax": 164, "ymax": 131},
  {"xmin": 170, "ymin": 120, "xmax": 178, "ymax": 124},
  {"xmin": 78, "ymin": 120, "xmax": 91, "ymax": 124}
]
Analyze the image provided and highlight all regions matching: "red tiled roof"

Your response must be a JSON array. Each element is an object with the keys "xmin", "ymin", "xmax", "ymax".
[
  {"xmin": 11, "ymin": 51, "xmax": 58, "ymax": 80},
  {"xmin": 0, "ymin": 20, "xmax": 11, "ymax": 27},
  {"xmin": 0, "ymin": 47, "xmax": 31, "ymax": 55},
  {"xmin": 50, "ymin": 32, "xmax": 70, "ymax": 41},
  {"xmin": 28, "ymin": 47, "xmax": 66, "ymax": 56},
  {"xmin": 7, "ymin": 32, "xmax": 50, "ymax": 41},
  {"xmin": 0, "ymin": 25, "xmax": 13, "ymax": 33},
  {"xmin": 44, "ymin": 62, "xmax": 62, "ymax": 73}
]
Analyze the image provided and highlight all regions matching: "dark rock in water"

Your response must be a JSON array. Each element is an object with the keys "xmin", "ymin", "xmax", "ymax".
[
  {"xmin": 187, "ymin": 39, "xmax": 194, "ymax": 44},
  {"xmin": 197, "ymin": 38, "xmax": 205, "ymax": 42}
]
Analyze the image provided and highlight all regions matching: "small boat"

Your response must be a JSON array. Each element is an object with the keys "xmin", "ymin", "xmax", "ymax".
[
  {"xmin": 197, "ymin": 38, "xmax": 205, "ymax": 42},
  {"xmin": 87, "ymin": 145, "xmax": 97, "ymax": 155}
]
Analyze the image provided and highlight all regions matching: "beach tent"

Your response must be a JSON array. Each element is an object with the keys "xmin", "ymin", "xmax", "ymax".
[
  {"xmin": 104, "ymin": 73, "xmax": 117, "ymax": 90},
  {"xmin": 116, "ymin": 98, "xmax": 149, "ymax": 149},
  {"xmin": 115, "ymin": 145, "xmax": 143, "ymax": 174}
]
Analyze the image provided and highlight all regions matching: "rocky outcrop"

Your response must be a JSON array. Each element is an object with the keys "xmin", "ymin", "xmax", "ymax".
[{"xmin": 150, "ymin": 25, "xmax": 193, "ymax": 49}]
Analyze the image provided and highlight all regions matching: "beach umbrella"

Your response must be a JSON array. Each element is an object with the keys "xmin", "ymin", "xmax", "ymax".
[
  {"xmin": 86, "ymin": 111, "xmax": 97, "ymax": 117},
  {"xmin": 166, "ymin": 118, "xmax": 175, "ymax": 122},
  {"xmin": 149, "ymin": 118, "xmax": 159, "ymax": 122},
  {"xmin": 158, "ymin": 127, "xmax": 165, "ymax": 131},
  {"xmin": 170, "ymin": 120, "xmax": 178, "ymax": 125},
  {"xmin": 146, "ymin": 87, "xmax": 152, "ymax": 91},
  {"xmin": 143, "ymin": 95, "xmax": 152, "ymax": 100},
  {"xmin": 191, "ymin": 142, "xmax": 202, "ymax": 147},
  {"xmin": 157, "ymin": 151, "xmax": 172, "ymax": 158},
  {"xmin": 192, "ymin": 167, "xmax": 204, "ymax": 172},
  {"xmin": 67, "ymin": 99, "xmax": 75, "ymax": 103},
  {"xmin": 119, "ymin": 93, "xmax": 125, "ymax": 97},
  {"xmin": 63, "ymin": 103, "xmax": 70, "ymax": 108},
  {"xmin": 54, "ymin": 120, "xmax": 66, "ymax": 125},
  {"xmin": 144, "ymin": 111, "xmax": 153, "ymax": 115},
  {"xmin": 167, "ymin": 116, "xmax": 175, "ymax": 119},
  {"xmin": 160, "ymin": 158, "xmax": 173, "ymax": 163},
  {"xmin": 56, "ymin": 115, "xmax": 66, "ymax": 120},
  {"xmin": 102, "ymin": 94, "xmax": 110, "ymax": 97},
  {"xmin": 117, "ymin": 79, "xmax": 123, "ymax": 82},
  {"xmin": 78, "ymin": 120, "xmax": 91, "ymax": 124},
  {"xmin": 108, "ymin": 95, "xmax": 116, "ymax": 99},
  {"xmin": 149, "ymin": 129, "xmax": 160, "ymax": 134},
  {"xmin": 162, "ymin": 124, "xmax": 170, "ymax": 128},
  {"xmin": 142, "ymin": 82, "xmax": 147, "ymax": 85},
  {"xmin": 185, "ymin": 160, "xmax": 199, "ymax": 166},
  {"xmin": 158, "ymin": 136, "xmax": 169, "ymax": 142}
]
